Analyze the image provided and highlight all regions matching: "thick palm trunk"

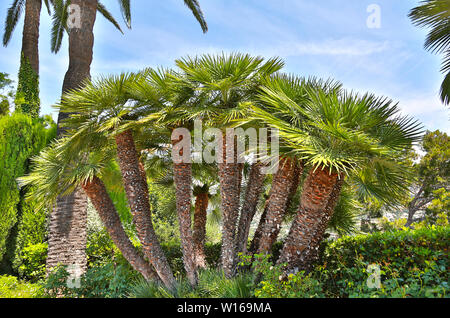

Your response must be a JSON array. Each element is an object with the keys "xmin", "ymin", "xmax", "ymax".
[
  {"xmin": 115, "ymin": 130, "xmax": 175, "ymax": 290},
  {"xmin": 82, "ymin": 176, "xmax": 158, "ymax": 281},
  {"xmin": 249, "ymin": 198, "xmax": 269, "ymax": 254},
  {"xmin": 235, "ymin": 163, "xmax": 265, "ymax": 255},
  {"xmin": 48, "ymin": 0, "xmax": 98, "ymax": 278},
  {"xmin": 218, "ymin": 134, "xmax": 241, "ymax": 278},
  {"xmin": 277, "ymin": 167, "xmax": 339, "ymax": 271},
  {"xmin": 306, "ymin": 177, "xmax": 345, "ymax": 265},
  {"xmin": 257, "ymin": 158, "xmax": 301, "ymax": 254},
  {"xmin": 172, "ymin": 161, "xmax": 198, "ymax": 287},
  {"xmin": 193, "ymin": 192, "xmax": 209, "ymax": 268}
]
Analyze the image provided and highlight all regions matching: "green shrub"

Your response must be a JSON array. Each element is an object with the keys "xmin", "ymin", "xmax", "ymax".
[
  {"xmin": 17, "ymin": 243, "xmax": 47, "ymax": 282},
  {"xmin": 316, "ymin": 225, "xmax": 449, "ymax": 297},
  {"xmin": 129, "ymin": 268, "xmax": 254, "ymax": 298},
  {"xmin": 239, "ymin": 254, "xmax": 324, "ymax": 298},
  {"xmin": 0, "ymin": 275, "xmax": 43, "ymax": 298},
  {"xmin": 44, "ymin": 263, "xmax": 140, "ymax": 298}
]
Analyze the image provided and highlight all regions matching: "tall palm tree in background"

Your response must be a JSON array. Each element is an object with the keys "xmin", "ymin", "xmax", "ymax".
[
  {"xmin": 409, "ymin": 0, "xmax": 450, "ymax": 105},
  {"xmin": 2, "ymin": 0, "xmax": 54, "ymax": 117},
  {"xmin": 48, "ymin": 0, "xmax": 207, "ymax": 278},
  {"xmin": 251, "ymin": 86, "xmax": 422, "ymax": 270}
]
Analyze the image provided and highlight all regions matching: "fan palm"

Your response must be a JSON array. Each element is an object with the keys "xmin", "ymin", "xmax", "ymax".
[
  {"xmin": 244, "ymin": 74, "xmax": 341, "ymax": 255},
  {"xmin": 175, "ymin": 53, "xmax": 284, "ymax": 277},
  {"xmin": 56, "ymin": 71, "xmax": 177, "ymax": 289},
  {"xmin": 250, "ymin": 82, "xmax": 423, "ymax": 270},
  {"xmin": 18, "ymin": 138, "xmax": 159, "ymax": 282},
  {"xmin": 3, "ymin": 0, "xmax": 54, "ymax": 116},
  {"xmin": 409, "ymin": 0, "xmax": 450, "ymax": 104}
]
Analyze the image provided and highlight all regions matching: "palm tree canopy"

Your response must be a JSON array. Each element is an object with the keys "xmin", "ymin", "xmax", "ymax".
[
  {"xmin": 174, "ymin": 53, "xmax": 284, "ymax": 128},
  {"xmin": 50, "ymin": 0, "xmax": 132, "ymax": 53},
  {"xmin": 409, "ymin": 0, "xmax": 450, "ymax": 104},
  {"xmin": 250, "ymin": 75, "xmax": 423, "ymax": 180}
]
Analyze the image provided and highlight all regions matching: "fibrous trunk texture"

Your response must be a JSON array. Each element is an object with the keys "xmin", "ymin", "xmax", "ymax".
[
  {"xmin": 218, "ymin": 134, "xmax": 241, "ymax": 278},
  {"xmin": 48, "ymin": 0, "xmax": 98, "ymax": 278},
  {"xmin": 306, "ymin": 177, "xmax": 345, "ymax": 266},
  {"xmin": 172, "ymin": 160, "xmax": 198, "ymax": 287},
  {"xmin": 115, "ymin": 130, "xmax": 175, "ymax": 289},
  {"xmin": 21, "ymin": 0, "xmax": 41, "ymax": 74},
  {"xmin": 193, "ymin": 192, "xmax": 209, "ymax": 268},
  {"xmin": 82, "ymin": 176, "xmax": 158, "ymax": 281},
  {"xmin": 235, "ymin": 163, "xmax": 266, "ymax": 255},
  {"xmin": 46, "ymin": 187, "xmax": 88, "ymax": 276},
  {"xmin": 277, "ymin": 167, "xmax": 339, "ymax": 271},
  {"xmin": 257, "ymin": 158, "xmax": 302, "ymax": 254}
]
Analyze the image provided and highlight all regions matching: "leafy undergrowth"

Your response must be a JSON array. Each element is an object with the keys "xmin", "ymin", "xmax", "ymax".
[{"xmin": 0, "ymin": 275, "xmax": 43, "ymax": 298}]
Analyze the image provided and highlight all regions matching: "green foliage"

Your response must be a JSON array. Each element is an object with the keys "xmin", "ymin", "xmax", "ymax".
[
  {"xmin": 129, "ymin": 268, "xmax": 254, "ymax": 298},
  {"xmin": 317, "ymin": 226, "xmax": 449, "ymax": 297},
  {"xmin": 15, "ymin": 54, "xmax": 40, "ymax": 117},
  {"xmin": 44, "ymin": 263, "xmax": 140, "ymax": 298},
  {"xmin": 239, "ymin": 254, "xmax": 324, "ymax": 298},
  {"xmin": 0, "ymin": 72, "xmax": 14, "ymax": 116},
  {"xmin": 0, "ymin": 275, "xmax": 43, "ymax": 298},
  {"xmin": 17, "ymin": 243, "xmax": 47, "ymax": 282},
  {"xmin": 0, "ymin": 113, "xmax": 48, "ymax": 264}
]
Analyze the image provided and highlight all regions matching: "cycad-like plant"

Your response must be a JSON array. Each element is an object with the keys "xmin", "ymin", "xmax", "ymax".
[
  {"xmin": 55, "ymin": 71, "xmax": 177, "ymax": 289},
  {"xmin": 250, "ymin": 83, "xmax": 423, "ymax": 270},
  {"xmin": 18, "ymin": 137, "xmax": 159, "ymax": 282},
  {"xmin": 409, "ymin": 0, "xmax": 450, "ymax": 104},
  {"xmin": 175, "ymin": 53, "xmax": 284, "ymax": 278}
]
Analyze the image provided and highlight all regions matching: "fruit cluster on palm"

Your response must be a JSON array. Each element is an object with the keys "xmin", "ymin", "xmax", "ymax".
[{"xmin": 20, "ymin": 53, "xmax": 422, "ymax": 289}]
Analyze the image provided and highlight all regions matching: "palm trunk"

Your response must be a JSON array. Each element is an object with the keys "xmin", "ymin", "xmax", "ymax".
[
  {"xmin": 172, "ymin": 161, "xmax": 198, "ymax": 287},
  {"xmin": 306, "ymin": 177, "xmax": 345, "ymax": 266},
  {"xmin": 277, "ymin": 167, "xmax": 339, "ymax": 271},
  {"xmin": 82, "ymin": 176, "xmax": 158, "ymax": 281},
  {"xmin": 249, "ymin": 199, "xmax": 269, "ymax": 254},
  {"xmin": 16, "ymin": 0, "xmax": 41, "ymax": 117},
  {"xmin": 257, "ymin": 158, "xmax": 302, "ymax": 254},
  {"xmin": 193, "ymin": 191, "xmax": 209, "ymax": 268},
  {"xmin": 218, "ymin": 134, "xmax": 241, "ymax": 278},
  {"xmin": 48, "ymin": 0, "xmax": 98, "ymax": 278},
  {"xmin": 115, "ymin": 130, "xmax": 175, "ymax": 290},
  {"xmin": 235, "ymin": 163, "xmax": 265, "ymax": 255},
  {"xmin": 21, "ymin": 0, "xmax": 41, "ymax": 74}
]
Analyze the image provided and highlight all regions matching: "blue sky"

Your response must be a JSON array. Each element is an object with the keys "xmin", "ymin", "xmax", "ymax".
[{"xmin": 0, "ymin": 0, "xmax": 448, "ymax": 133}]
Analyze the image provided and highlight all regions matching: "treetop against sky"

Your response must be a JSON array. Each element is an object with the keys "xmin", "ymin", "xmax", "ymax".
[{"xmin": 0, "ymin": 0, "xmax": 448, "ymax": 133}]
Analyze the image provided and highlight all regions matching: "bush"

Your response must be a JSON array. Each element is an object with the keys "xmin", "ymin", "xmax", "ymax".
[
  {"xmin": 0, "ymin": 113, "xmax": 48, "ymax": 265},
  {"xmin": 239, "ymin": 254, "xmax": 324, "ymax": 298},
  {"xmin": 316, "ymin": 225, "xmax": 449, "ymax": 297},
  {"xmin": 0, "ymin": 275, "xmax": 43, "ymax": 298},
  {"xmin": 129, "ymin": 268, "xmax": 254, "ymax": 298},
  {"xmin": 17, "ymin": 243, "xmax": 47, "ymax": 282},
  {"xmin": 44, "ymin": 263, "xmax": 140, "ymax": 298}
]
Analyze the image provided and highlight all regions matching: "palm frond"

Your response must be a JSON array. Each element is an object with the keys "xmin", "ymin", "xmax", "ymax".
[
  {"xmin": 2, "ymin": 0, "xmax": 25, "ymax": 46},
  {"xmin": 183, "ymin": 0, "xmax": 208, "ymax": 33}
]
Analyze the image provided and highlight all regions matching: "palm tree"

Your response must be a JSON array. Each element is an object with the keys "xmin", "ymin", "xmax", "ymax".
[
  {"xmin": 250, "ymin": 82, "xmax": 423, "ymax": 270},
  {"xmin": 48, "ymin": 0, "xmax": 207, "ymax": 279},
  {"xmin": 409, "ymin": 0, "xmax": 450, "ymax": 105},
  {"xmin": 2, "ymin": 0, "xmax": 54, "ymax": 116},
  {"xmin": 56, "ymin": 72, "xmax": 177, "ymax": 289},
  {"xmin": 175, "ymin": 53, "xmax": 284, "ymax": 277},
  {"xmin": 247, "ymin": 75, "xmax": 341, "ymax": 255},
  {"xmin": 18, "ymin": 139, "xmax": 160, "ymax": 282}
]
